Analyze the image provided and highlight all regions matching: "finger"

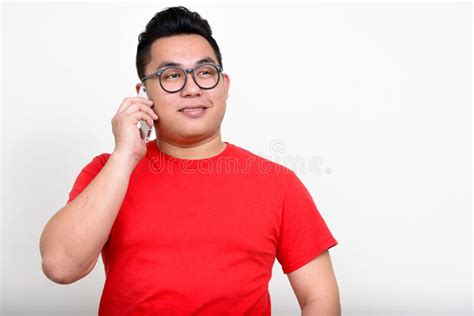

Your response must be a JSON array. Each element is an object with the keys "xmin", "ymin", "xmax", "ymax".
[
  {"xmin": 116, "ymin": 97, "xmax": 154, "ymax": 115},
  {"xmin": 127, "ymin": 111, "xmax": 155, "ymax": 128},
  {"xmin": 139, "ymin": 103, "xmax": 159, "ymax": 120},
  {"xmin": 121, "ymin": 103, "xmax": 158, "ymax": 120}
]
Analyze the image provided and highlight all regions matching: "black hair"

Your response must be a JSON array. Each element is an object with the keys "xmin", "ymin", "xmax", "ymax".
[{"xmin": 136, "ymin": 6, "xmax": 223, "ymax": 81}]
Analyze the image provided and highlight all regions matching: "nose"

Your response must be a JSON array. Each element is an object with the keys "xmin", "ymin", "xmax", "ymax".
[{"xmin": 180, "ymin": 70, "xmax": 202, "ymax": 97}]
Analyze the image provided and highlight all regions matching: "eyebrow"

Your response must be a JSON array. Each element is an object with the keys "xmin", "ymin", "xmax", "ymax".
[{"xmin": 155, "ymin": 57, "xmax": 217, "ymax": 71}]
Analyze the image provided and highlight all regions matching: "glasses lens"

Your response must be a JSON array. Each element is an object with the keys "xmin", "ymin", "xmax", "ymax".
[
  {"xmin": 194, "ymin": 64, "xmax": 219, "ymax": 89},
  {"xmin": 160, "ymin": 68, "xmax": 186, "ymax": 92}
]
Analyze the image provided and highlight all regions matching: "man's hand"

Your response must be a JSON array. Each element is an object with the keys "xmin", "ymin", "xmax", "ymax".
[{"xmin": 111, "ymin": 97, "xmax": 158, "ymax": 163}]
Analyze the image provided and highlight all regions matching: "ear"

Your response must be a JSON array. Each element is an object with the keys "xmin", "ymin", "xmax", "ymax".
[
  {"xmin": 135, "ymin": 83, "xmax": 144, "ymax": 95},
  {"xmin": 223, "ymin": 73, "xmax": 230, "ymax": 99}
]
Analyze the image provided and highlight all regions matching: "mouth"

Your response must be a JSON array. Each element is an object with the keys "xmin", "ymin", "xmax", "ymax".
[
  {"xmin": 178, "ymin": 106, "xmax": 209, "ymax": 118},
  {"xmin": 178, "ymin": 105, "xmax": 209, "ymax": 112}
]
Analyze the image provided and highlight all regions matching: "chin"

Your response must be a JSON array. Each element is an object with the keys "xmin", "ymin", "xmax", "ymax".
[
  {"xmin": 179, "ymin": 130, "xmax": 211, "ymax": 142},
  {"xmin": 158, "ymin": 118, "xmax": 222, "ymax": 144}
]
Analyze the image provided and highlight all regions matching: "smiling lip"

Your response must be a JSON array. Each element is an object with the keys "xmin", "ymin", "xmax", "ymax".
[
  {"xmin": 178, "ymin": 105, "xmax": 209, "ymax": 112},
  {"xmin": 179, "ymin": 107, "xmax": 208, "ymax": 118}
]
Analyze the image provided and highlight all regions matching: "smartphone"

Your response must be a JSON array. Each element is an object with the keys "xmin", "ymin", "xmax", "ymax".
[{"xmin": 138, "ymin": 86, "xmax": 153, "ymax": 142}]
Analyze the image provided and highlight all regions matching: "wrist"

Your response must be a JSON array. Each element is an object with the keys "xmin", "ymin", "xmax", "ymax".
[{"xmin": 110, "ymin": 149, "xmax": 141, "ymax": 171}]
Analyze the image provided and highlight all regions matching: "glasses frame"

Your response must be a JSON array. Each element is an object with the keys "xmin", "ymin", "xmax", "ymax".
[{"xmin": 140, "ymin": 63, "xmax": 224, "ymax": 94}]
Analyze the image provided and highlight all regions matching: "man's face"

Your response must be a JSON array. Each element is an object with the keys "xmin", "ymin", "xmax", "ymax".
[{"xmin": 142, "ymin": 34, "xmax": 230, "ymax": 145}]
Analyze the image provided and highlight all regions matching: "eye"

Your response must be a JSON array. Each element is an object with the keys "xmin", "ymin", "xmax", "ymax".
[
  {"xmin": 161, "ymin": 69, "xmax": 182, "ymax": 81},
  {"xmin": 166, "ymin": 73, "xmax": 180, "ymax": 79},
  {"xmin": 196, "ymin": 66, "xmax": 217, "ymax": 78}
]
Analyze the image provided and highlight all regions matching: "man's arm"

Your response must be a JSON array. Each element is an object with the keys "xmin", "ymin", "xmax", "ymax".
[
  {"xmin": 39, "ymin": 96, "xmax": 157, "ymax": 285},
  {"xmin": 39, "ymin": 152, "xmax": 138, "ymax": 284},
  {"xmin": 287, "ymin": 250, "xmax": 341, "ymax": 316}
]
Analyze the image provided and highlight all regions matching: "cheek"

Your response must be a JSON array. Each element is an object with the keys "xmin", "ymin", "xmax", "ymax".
[
  {"xmin": 151, "ymin": 96, "xmax": 175, "ymax": 116},
  {"xmin": 209, "ymin": 90, "xmax": 227, "ymax": 106},
  {"xmin": 209, "ymin": 99, "xmax": 227, "ymax": 121}
]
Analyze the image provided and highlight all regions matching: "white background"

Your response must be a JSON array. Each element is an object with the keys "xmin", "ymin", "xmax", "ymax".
[{"xmin": 1, "ymin": 1, "xmax": 472, "ymax": 315}]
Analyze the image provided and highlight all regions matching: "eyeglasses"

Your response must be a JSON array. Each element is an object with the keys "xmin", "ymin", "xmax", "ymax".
[{"xmin": 140, "ymin": 63, "xmax": 223, "ymax": 94}]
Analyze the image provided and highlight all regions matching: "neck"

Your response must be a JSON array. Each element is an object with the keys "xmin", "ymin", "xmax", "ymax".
[{"xmin": 155, "ymin": 133, "xmax": 226, "ymax": 160}]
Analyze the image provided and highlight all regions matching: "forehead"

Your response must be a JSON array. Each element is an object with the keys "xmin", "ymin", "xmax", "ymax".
[{"xmin": 148, "ymin": 34, "xmax": 218, "ymax": 70}]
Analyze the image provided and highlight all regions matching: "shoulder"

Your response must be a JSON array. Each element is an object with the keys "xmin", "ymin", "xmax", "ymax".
[
  {"xmin": 231, "ymin": 144, "xmax": 313, "ymax": 198},
  {"xmin": 228, "ymin": 143, "xmax": 294, "ymax": 176},
  {"xmin": 78, "ymin": 152, "xmax": 111, "ymax": 175},
  {"xmin": 86, "ymin": 152, "xmax": 111, "ymax": 167},
  {"xmin": 93, "ymin": 153, "xmax": 111, "ymax": 164}
]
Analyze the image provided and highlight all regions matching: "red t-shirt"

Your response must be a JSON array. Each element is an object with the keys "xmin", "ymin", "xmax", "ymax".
[{"xmin": 66, "ymin": 140, "xmax": 338, "ymax": 315}]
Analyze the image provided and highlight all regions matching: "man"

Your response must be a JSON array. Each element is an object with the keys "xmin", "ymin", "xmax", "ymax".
[{"xmin": 40, "ymin": 6, "xmax": 340, "ymax": 315}]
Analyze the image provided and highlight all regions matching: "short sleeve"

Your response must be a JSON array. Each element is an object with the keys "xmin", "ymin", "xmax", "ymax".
[
  {"xmin": 66, "ymin": 153, "xmax": 111, "ymax": 204},
  {"xmin": 276, "ymin": 170, "xmax": 338, "ymax": 274}
]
